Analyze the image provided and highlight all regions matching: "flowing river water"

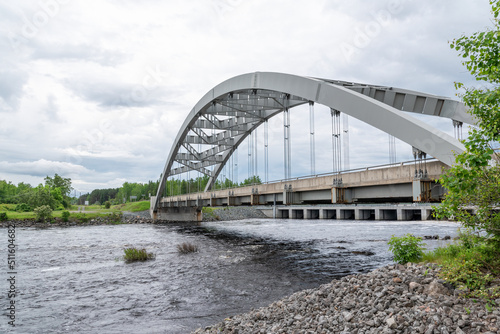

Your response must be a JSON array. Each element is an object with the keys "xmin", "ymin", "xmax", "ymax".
[{"xmin": 0, "ymin": 219, "xmax": 461, "ymax": 333}]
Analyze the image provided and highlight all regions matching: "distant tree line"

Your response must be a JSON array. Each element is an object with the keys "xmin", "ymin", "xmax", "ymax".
[
  {"xmin": 78, "ymin": 175, "xmax": 262, "ymax": 205},
  {"xmin": 0, "ymin": 173, "xmax": 264, "ymax": 209}
]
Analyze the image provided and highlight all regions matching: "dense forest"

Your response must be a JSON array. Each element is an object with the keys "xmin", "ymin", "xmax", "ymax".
[{"xmin": 0, "ymin": 174, "xmax": 262, "ymax": 209}]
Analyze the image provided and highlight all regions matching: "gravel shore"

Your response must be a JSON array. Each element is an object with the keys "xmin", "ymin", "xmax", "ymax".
[{"xmin": 193, "ymin": 263, "xmax": 500, "ymax": 334}]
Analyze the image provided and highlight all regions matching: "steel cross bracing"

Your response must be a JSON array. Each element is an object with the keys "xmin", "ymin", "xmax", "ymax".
[
  {"xmin": 170, "ymin": 89, "xmax": 308, "ymax": 186},
  {"xmin": 154, "ymin": 72, "xmax": 472, "ymax": 213}
]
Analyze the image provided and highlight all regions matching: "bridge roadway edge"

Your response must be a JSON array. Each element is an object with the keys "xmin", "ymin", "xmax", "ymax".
[{"xmin": 152, "ymin": 161, "xmax": 450, "ymax": 222}]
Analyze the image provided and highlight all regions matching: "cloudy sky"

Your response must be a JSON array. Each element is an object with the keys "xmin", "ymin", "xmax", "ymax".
[{"xmin": 0, "ymin": 0, "xmax": 493, "ymax": 194}]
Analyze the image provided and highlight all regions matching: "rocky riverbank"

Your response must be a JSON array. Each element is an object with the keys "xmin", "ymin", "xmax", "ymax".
[
  {"xmin": 0, "ymin": 206, "xmax": 268, "ymax": 228},
  {"xmin": 193, "ymin": 263, "xmax": 500, "ymax": 334},
  {"xmin": 203, "ymin": 206, "xmax": 268, "ymax": 221}
]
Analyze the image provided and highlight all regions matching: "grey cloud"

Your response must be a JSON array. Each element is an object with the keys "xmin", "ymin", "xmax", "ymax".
[
  {"xmin": 31, "ymin": 42, "xmax": 129, "ymax": 66},
  {"xmin": 66, "ymin": 77, "xmax": 168, "ymax": 108},
  {"xmin": 44, "ymin": 95, "xmax": 60, "ymax": 121},
  {"xmin": 0, "ymin": 69, "xmax": 28, "ymax": 111},
  {"xmin": 0, "ymin": 159, "xmax": 91, "ymax": 177}
]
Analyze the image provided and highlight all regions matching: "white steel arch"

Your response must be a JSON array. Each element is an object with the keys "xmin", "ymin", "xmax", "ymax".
[{"xmin": 154, "ymin": 72, "xmax": 470, "ymax": 211}]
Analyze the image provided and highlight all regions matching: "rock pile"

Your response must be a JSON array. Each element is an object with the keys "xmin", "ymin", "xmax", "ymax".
[
  {"xmin": 0, "ymin": 216, "xmax": 154, "ymax": 228},
  {"xmin": 203, "ymin": 206, "xmax": 268, "ymax": 221},
  {"xmin": 193, "ymin": 263, "xmax": 500, "ymax": 334}
]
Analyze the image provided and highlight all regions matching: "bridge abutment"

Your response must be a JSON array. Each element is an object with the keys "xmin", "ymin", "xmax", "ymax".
[{"xmin": 150, "ymin": 196, "xmax": 203, "ymax": 222}]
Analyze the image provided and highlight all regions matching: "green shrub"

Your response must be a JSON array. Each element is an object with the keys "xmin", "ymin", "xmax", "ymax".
[
  {"xmin": 422, "ymin": 231, "xmax": 500, "ymax": 298},
  {"xmin": 0, "ymin": 212, "xmax": 8, "ymax": 221},
  {"xmin": 109, "ymin": 211, "xmax": 122, "ymax": 224},
  {"xmin": 74, "ymin": 213, "xmax": 89, "ymax": 223},
  {"xmin": 177, "ymin": 242, "xmax": 198, "ymax": 254},
  {"xmin": 439, "ymin": 248, "xmax": 495, "ymax": 291},
  {"xmin": 34, "ymin": 205, "xmax": 53, "ymax": 222},
  {"xmin": 422, "ymin": 243, "xmax": 462, "ymax": 263},
  {"xmin": 104, "ymin": 201, "xmax": 111, "ymax": 209},
  {"xmin": 61, "ymin": 211, "xmax": 70, "ymax": 222},
  {"xmin": 15, "ymin": 203, "xmax": 31, "ymax": 212},
  {"xmin": 123, "ymin": 247, "xmax": 155, "ymax": 262},
  {"xmin": 388, "ymin": 234, "xmax": 426, "ymax": 264}
]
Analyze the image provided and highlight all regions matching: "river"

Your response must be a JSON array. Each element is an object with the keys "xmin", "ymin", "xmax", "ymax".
[{"xmin": 0, "ymin": 219, "xmax": 460, "ymax": 333}]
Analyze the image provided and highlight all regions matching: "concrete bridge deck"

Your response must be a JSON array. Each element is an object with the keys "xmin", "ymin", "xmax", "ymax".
[{"xmin": 151, "ymin": 160, "xmax": 448, "ymax": 221}]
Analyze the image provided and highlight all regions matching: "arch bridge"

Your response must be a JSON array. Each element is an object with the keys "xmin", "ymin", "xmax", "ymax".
[{"xmin": 151, "ymin": 72, "xmax": 471, "ymax": 220}]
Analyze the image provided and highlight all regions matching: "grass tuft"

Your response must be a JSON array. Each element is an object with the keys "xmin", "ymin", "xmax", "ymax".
[
  {"xmin": 177, "ymin": 242, "xmax": 198, "ymax": 254},
  {"xmin": 123, "ymin": 247, "xmax": 155, "ymax": 262}
]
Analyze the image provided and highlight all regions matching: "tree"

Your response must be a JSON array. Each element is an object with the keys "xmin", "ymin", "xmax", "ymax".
[
  {"xmin": 44, "ymin": 174, "xmax": 72, "ymax": 208},
  {"xmin": 240, "ymin": 175, "xmax": 262, "ymax": 186},
  {"xmin": 435, "ymin": 1, "xmax": 500, "ymax": 241},
  {"xmin": 44, "ymin": 174, "xmax": 72, "ymax": 197}
]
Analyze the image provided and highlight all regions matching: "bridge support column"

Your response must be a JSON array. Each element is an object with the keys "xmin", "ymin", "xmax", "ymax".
[
  {"xmin": 155, "ymin": 206, "xmax": 202, "ymax": 222},
  {"xmin": 422, "ymin": 208, "xmax": 433, "ymax": 220},
  {"xmin": 209, "ymin": 195, "xmax": 216, "ymax": 207},
  {"xmin": 251, "ymin": 188, "xmax": 260, "ymax": 205},
  {"xmin": 150, "ymin": 196, "xmax": 203, "ymax": 222},
  {"xmin": 397, "ymin": 208, "xmax": 404, "ymax": 221},
  {"xmin": 355, "ymin": 209, "xmax": 374, "ymax": 220},
  {"xmin": 413, "ymin": 180, "xmax": 432, "ymax": 202},
  {"xmin": 227, "ymin": 191, "xmax": 236, "ymax": 206},
  {"xmin": 332, "ymin": 187, "xmax": 351, "ymax": 203},
  {"xmin": 283, "ymin": 185, "xmax": 295, "ymax": 205}
]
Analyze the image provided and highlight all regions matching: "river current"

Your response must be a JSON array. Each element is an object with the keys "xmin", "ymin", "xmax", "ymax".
[{"xmin": 0, "ymin": 219, "xmax": 460, "ymax": 334}]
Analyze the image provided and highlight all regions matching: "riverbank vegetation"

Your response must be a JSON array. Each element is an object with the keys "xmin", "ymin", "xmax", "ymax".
[
  {"xmin": 389, "ymin": 232, "xmax": 500, "ymax": 300},
  {"xmin": 423, "ymin": 233, "xmax": 500, "ymax": 299},
  {"xmin": 435, "ymin": 0, "xmax": 500, "ymax": 299},
  {"xmin": 122, "ymin": 247, "xmax": 155, "ymax": 262},
  {"xmin": 177, "ymin": 242, "xmax": 199, "ymax": 254},
  {"xmin": 389, "ymin": 0, "xmax": 500, "ymax": 302}
]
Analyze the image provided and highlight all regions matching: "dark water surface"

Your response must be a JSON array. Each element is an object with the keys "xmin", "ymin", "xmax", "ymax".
[{"xmin": 0, "ymin": 219, "xmax": 460, "ymax": 333}]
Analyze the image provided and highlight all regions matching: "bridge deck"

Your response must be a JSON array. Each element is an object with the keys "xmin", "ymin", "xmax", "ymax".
[{"xmin": 157, "ymin": 160, "xmax": 448, "ymax": 208}]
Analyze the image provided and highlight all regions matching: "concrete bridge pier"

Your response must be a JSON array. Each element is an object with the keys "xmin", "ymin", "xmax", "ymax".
[{"xmin": 150, "ymin": 196, "xmax": 203, "ymax": 222}]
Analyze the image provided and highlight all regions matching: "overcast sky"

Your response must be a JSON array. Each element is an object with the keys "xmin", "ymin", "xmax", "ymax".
[{"xmin": 0, "ymin": 0, "xmax": 493, "ymax": 194}]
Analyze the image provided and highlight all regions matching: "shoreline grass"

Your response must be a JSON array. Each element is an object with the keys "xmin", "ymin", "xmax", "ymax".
[
  {"xmin": 123, "ymin": 247, "xmax": 155, "ymax": 262},
  {"xmin": 177, "ymin": 242, "xmax": 199, "ymax": 254},
  {"xmin": 420, "ymin": 234, "xmax": 500, "ymax": 299}
]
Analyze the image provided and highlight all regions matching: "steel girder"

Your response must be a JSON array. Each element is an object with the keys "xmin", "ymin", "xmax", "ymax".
[{"xmin": 154, "ymin": 72, "xmax": 470, "ymax": 212}]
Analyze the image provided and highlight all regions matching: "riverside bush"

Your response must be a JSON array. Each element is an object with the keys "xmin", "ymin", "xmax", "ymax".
[
  {"xmin": 62, "ymin": 210, "xmax": 70, "ymax": 222},
  {"xmin": 104, "ymin": 201, "xmax": 111, "ymax": 209},
  {"xmin": 123, "ymin": 247, "xmax": 155, "ymax": 262},
  {"xmin": 388, "ymin": 234, "xmax": 425, "ymax": 264},
  {"xmin": 109, "ymin": 211, "xmax": 122, "ymax": 224},
  {"xmin": 15, "ymin": 203, "xmax": 31, "ymax": 212},
  {"xmin": 0, "ymin": 212, "xmax": 7, "ymax": 221},
  {"xmin": 424, "ymin": 231, "xmax": 500, "ymax": 297},
  {"xmin": 34, "ymin": 205, "xmax": 53, "ymax": 222}
]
